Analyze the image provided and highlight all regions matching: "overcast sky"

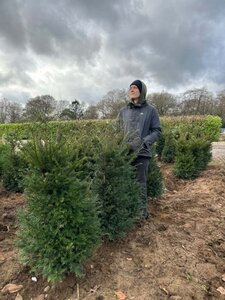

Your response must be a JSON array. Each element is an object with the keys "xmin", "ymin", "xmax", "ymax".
[{"xmin": 0, "ymin": 0, "xmax": 225, "ymax": 105}]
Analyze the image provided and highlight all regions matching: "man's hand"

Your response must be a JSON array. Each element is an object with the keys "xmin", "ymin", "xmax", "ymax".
[{"xmin": 128, "ymin": 137, "xmax": 143, "ymax": 154}]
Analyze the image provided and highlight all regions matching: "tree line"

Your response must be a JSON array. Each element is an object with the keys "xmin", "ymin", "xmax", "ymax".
[{"xmin": 1, "ymin": 87, "xmax": 225, "ymax": 126}]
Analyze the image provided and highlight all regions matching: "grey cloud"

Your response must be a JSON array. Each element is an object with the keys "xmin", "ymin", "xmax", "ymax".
[
  {"xmin": 0, "ymin": 89, "xmax": 31, "ymax": 104},
  {"xmin": 0, "ymin": 50, "xmax": 35, "ymax": 88},
  {"xmin": 67, "ymin": 0, "xmax": 124, "ymax": 28},
  {"xmin": 21, "ymin": 1, "xmax": 102, "ymax": 64},
  {"xmin": 0, "ymin": 0, "xmax": 26, "ymax": 49},
  {"xmin": 0, "ymin": 68, "xmax": 33, "ymax": 88},
  {"xmin": 0, "ymin": 1, "xmax": 103, "ymax": 65},
  {"xmin": 103, "ymin": 0, "xmax": 225, "ymax": 87},
  {"xmin": 0, "ymin": 72, "xmax": 12, "ymax": 86},
  {"xmin": 0, "ymin": 0, "xmax": 224, "ymax": 102}
]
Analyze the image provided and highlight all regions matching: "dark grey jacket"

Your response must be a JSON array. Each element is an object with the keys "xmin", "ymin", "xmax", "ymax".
[{"xmin": 118, "ymin": 81, "xmax": 161, "ymax": 158}]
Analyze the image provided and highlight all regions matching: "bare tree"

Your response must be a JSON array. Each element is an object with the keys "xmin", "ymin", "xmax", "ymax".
[
  {"xmin": 147, "ymin": 92, "xmax": 177, "ymax": 116},
  {"xmin": 0, "ymin": 98, "xmax": 22, "ymax": 123},
  {"xmin": 60, "ymin": 100, "xmax": 84, "ymax": 120},
  {"xmin": 53, "ymin": 100, "xmax": 70, "ymax": 119},
  {"xmin": 216, "ymin": 90, "xmax": 225, "ymax": 126},
  {"xmin": 179, "ymin": 88, "xmax": 215, "ymax": 115},
  {"xmin": 83, "ymin": 105, "xmax": 99, "ymax": 119},
  {"xmin": 96, "ymin": 89, "xmax": 128, "ymax": 119},
  {"xmin": 7, "ymin": 102, "xmax": 22, "ymax": 123},
  {"xmin": 0, "ymin": 98, "xmax": 8, "ymax": 123},
  {"xmin": 24, "ymin": 95, "xmax": 56, "ymax": 121}
]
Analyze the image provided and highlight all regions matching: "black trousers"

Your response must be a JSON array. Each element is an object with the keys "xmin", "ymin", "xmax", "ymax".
[{"xmin": 133, "ymin": 156, "xmax": 150, "ymax": 217}]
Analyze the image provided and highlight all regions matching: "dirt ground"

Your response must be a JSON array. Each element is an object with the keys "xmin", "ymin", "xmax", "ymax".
[{"xmin": 0, "ymin": 144, "xmax": 225, "ymax": 300}]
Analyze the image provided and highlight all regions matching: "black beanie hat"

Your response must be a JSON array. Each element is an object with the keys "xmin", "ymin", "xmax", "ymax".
[{"xmin": 130, "ymin": 80, "xmax": 142, "ymax": 94}]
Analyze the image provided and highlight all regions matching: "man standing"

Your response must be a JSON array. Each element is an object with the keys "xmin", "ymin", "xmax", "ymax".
[{"xmin": 118, "ymin": 80, "xmax": 161, "ymax": 219}]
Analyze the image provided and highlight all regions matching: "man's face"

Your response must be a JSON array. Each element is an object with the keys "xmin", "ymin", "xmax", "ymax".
[{"xmin": 129, "ymin": 85, "xmax": 140, "ymax": 101}]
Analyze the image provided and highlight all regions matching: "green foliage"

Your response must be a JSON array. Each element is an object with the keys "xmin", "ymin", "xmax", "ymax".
[
  {"xmin": 173, "ymin": 139, "xmax": 198, "ymax": 179},
  {"xmin": 161, "ymin": 131, "xmax": 176, "ymax": 163},
  {"xmin": 17, "ymin": 131, "xmax": 101, "ymax": 282},
  {"xmin": 0, "ymin": 115, "xmax": 221, "ymax": 144},
  {"xmin": 0, "ymin": 120, "xmax": 110, "ymax": 140},
  {"xmin": 155, "ymin": 133, "xmax": 165, "ymax": 158},
  {"xmin": 0, "ymin": 143, "xmax": 11, "ymax": 176},
  {"xmin": 2, "ymin": 152, "xmax": 27, "ymax": 192},
  {"xmin": 173, "ymin": 135, "xmax": 212, "ymax": 179},
  {"xmin": 161, "ymin": 115, "xmax": 222, "ymax": 142},
  {"xmin": 192, "ymin": 138, "xmax": 212, "ymax": 171},
  {"xmin": 0, "ymin": 123, "xmax": 31, "ymax": 140},
  {"xmin": 69, "ymin": 126, "xmax": 102, "ymax": 181},
  {"xmin": 155, "ymin": 115, "xmax": 221, "ymax": 165},
  {"xmin": 158, "ymin": 116, "xmax": 220, "ymax": 178},
  {"xmin": 93, "ymin": 125, "xmax": 142, "ymax": 240},
  {"xmin": 200, "ymin": 115, "xmax": 222, "ymax": 142},
  {"xmin": 147, "ymin": 156, "xmax": 164, "ymax": 198},
  {"xmin": 1, "ymin": 134, "xmax": 28, "ymax": 192}
]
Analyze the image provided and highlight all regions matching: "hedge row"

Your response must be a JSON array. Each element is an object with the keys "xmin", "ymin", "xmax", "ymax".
[
  {"xmin": 0, "ymin": 115, "xmax": 222, "ymax": 141},
  {"xmin": 160, "ymin": 115, "xmax": 222, "ymax": 142},
  {"xmin": 0, "ymin": 114, "xmax": 221, "ymax": 188},
  {"xmin": 0, "ymin": 120, "xmax": 108, "ymax": 140}
]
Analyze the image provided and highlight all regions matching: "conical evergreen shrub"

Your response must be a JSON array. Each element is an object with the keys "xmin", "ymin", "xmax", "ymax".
[
  {"xmin": 155, "ymin": 132, "xmax": 165, "ymax": 159},
  {"xmin": 147, "ymin": 155, "xmax": 164, "ymax": 198},
  {"xmin": 17, "ymin": 128, "xmax": 101, "ymax": 282},
  {"xmin": 70, "ymin": 126, "xmax": 101, "ymax": 181},
  {"xmin": 161, "ymin": 132, "xmax": 176, "ymax": 163},
  {"xmin": 174, "ymin": 133, "xmax": 213, "ymax": 179},
  {"xmin": 2, "ymin": 153, "xmax": 27, "ymax": 192},
  {"xmin": 93, "ymin": 125, "xmax": 142, "ymax": 240},
  {"xmin": 173, "ymin": 137, "xmax": 199, "ymax": 179},
  {"xmin": 193, "ymin": 138, "xmax": 212, "ymax": 171}
]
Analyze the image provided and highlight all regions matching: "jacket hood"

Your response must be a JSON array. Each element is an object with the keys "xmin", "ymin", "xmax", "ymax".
[
  {"xmin": 139, "ymin": 81, "xmax": 147, "ymax": 104},
  {"xmin": 129, "ymin": 80, "xmax": 147, "ymax": 107}
]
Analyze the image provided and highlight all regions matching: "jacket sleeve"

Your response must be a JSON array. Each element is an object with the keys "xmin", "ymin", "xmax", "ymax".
[{"xmin": 143, "ymin": 107, "xmax": 161, "ymax": 146}]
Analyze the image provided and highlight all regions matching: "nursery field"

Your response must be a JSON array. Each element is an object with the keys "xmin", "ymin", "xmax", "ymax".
[{"xmin": 0, "ymin": 143, "xmax": 225, "ymax": 300}]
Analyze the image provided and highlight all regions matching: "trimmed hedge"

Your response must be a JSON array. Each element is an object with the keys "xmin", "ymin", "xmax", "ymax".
[
  {"xmin": 0, "ymin": 120, "xmax": 111, "ymax": 140},
  {"xmin": 0, "ymin": 115, "xmax": 221, "ymax": 141},
  {"xmin": 160, "ymin": 115, "xmax": 222, "ymax": 142}
]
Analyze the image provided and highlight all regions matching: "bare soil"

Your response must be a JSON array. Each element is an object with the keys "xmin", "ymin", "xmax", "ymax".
[
  {"xmin": 212, "ymin": 142, "xmax": 225, "ymax": 159},
  {"xmin": 0, "ymin": 145, "xmax": 225, "ymax": 300}
]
